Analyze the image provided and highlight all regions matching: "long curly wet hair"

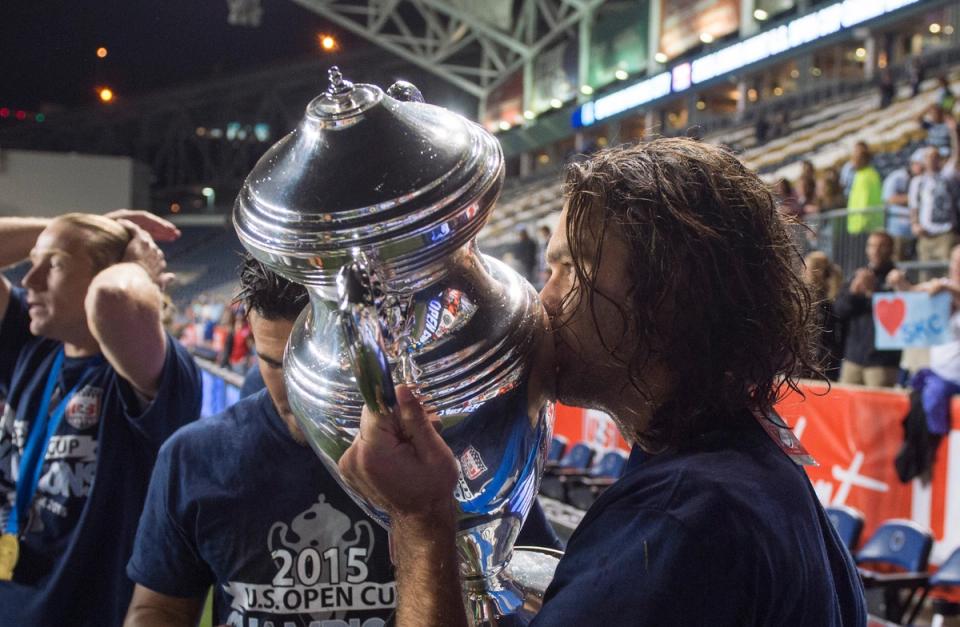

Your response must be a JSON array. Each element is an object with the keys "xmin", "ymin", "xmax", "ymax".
[{"xmin": 561, "ymin": 139, "xmax": 821, "ymax": 450}]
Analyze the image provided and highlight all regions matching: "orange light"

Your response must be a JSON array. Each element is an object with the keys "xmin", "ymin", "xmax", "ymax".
[
  {"xmin": 98, "ymin": 87, "xmax": 114, "ymax": 103},
  {"xmin": 96, "ymin": 47, "xmax": 108, "ymax": 59},
  {"xmin": 170, "ymin": 203, "xmax": 181, "ymax": 213},
  {"xmin": 318, "ymin": 34, "xmax": 337, "ymax": 51}
]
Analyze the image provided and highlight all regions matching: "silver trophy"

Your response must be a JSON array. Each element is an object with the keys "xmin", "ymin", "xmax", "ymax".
[{"xmin": 235, "ymin": 67, "xmax": 559, "ymax": 625}]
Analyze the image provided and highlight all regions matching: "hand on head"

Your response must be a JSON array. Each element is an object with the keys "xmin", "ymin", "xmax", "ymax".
[
  {"xmin": 105, "ymin": 209, "xmax": 181, "ymax": 242},
  {"xmin": 114, "ymin": 219, "xmax": 175, "ymax": 290}
]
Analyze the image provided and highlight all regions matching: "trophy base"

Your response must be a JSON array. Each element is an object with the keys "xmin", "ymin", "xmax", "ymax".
[{"xmin": 462, "ymin": 546, "xmax": 563, "ymax": 626}]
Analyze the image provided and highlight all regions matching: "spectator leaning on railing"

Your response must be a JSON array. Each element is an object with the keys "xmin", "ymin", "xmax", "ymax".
[
  {"xmin": 883, "ymin": 148, "xmax": 927, "ymax": 261},
  {"xmin": 910, "ymin": 114, "xmax": 960, "ymax": 280}
]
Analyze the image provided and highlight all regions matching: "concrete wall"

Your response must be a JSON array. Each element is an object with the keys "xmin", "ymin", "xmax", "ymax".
[{"xmin": 0, "ymin": 149, "xmax": 147, "ymax": 217}]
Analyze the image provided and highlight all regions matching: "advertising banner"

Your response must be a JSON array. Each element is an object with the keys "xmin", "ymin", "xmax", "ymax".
[{"xmin": 553, "ymin": 382, "xmax": 960, "ymax": 563}]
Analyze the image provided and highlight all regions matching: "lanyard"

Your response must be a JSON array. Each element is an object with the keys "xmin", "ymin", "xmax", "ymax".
[{"xmin": 5, "ymin": 347, "xmax": 103, "ymax": 536}]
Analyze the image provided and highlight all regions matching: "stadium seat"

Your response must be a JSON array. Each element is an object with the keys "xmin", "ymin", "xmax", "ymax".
[
  {"xmin": 825, "ymin": 504, "xmax": 866, "ymax": 550},
  {"xmin": 540, "ymin": 443, "xmax": 595, "ymax": 501},
  {"xmin": 929, "ymin": 547, "xmax": 960, "ymax": 627},
  {"xmin": 547, "ymin": 435, "xmax": 568, "ymax": 464},
  {"xmin": 565, "ymin": 449, "xmax": 630, "ymax": 510},
  {"xmin": 544, "ymin": 441, "xmax": 593, "ymax": 472},
  {"xmin": 856, "ymin": 519, "xmax": 933, "ymax": 624}
]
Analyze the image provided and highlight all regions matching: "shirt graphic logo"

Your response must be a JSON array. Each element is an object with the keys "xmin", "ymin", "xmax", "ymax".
[
  {"xmin": 460, "ymin": 445, "xmax": 488, "ymax": 481},
  {"xmin": 65, "ymin": 385, "xmax": 102, "ymax": 431},
  {"xmin": 223, "ymin": 493, "xmax": 394, "ymax": 624}
]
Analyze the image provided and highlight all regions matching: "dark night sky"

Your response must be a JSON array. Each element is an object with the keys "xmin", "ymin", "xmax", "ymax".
[{"xmin": 0, "ymin": 0, "xmax": 365, "ymax": 111}]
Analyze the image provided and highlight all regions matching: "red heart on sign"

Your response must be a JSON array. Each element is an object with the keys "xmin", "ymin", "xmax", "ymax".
[{"xmin": 875, "ymin": 298, "xmax": 906, "ymax": 336}]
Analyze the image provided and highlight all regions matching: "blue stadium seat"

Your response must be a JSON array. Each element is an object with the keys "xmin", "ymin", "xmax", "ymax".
[
  {"xmin": 547, "ymin": 435, "xmax": 568, "ymax": 464},
  {"xmin": 929, "ymin": 547, "xmax": 960, "ymax": 626},
  {"xmin": 825, "ymin": 504, "xmax": 865, "ymax": 550},
  {"xmin": 540, "ymin": 443, "xmax": 595, "ymax": 501},
  {"xmin": 856, "ymin": 519, "xmax": 933, "ymax": 624},
  {"xmin": 565, "ymin": 449, "xmax": 630, "ymax": 510},
  {"xmin": 930, "ymin": 547, "xmax": 960, "ymax": 587},
  {"xmin": 552, "ymin": 442, "xmax": 595, "ymax": 471},
  {"xmin": 857, "ymin": 519, "xmax": 933, "ymax": 573}
]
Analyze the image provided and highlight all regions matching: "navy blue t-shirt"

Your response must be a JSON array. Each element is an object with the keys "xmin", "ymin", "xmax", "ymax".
[
  {"xmin": 531, "ymin": 412, "xmax": 867, "ymax": 627},
  {"xmin": 129, "ymin": 389, "xmax": 561, "ymax": 627},
  {"xmin": 0, "ymin": 287, "xmax": 202, "ymax": 627}
]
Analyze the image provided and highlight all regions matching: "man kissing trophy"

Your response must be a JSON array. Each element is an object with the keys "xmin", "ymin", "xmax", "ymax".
[{"xmin": 235, "ymin": 67, "xmax": 559, "ymax": 625}]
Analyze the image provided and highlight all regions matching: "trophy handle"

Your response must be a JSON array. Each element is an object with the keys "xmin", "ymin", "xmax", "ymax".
[{"xmin": 337, "ymin": 258, "xmax": 397, "ymax": 416}]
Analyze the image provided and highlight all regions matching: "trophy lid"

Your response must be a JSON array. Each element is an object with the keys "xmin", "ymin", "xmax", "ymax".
[{"xmin": 234, "ymin": 66, "xmax": 504, "ymax": 294}]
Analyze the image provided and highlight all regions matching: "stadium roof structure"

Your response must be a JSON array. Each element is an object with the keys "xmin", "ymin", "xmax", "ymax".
[{"xmin": 291, "ymin": 0, "xmax": 604, "ymax": 102}]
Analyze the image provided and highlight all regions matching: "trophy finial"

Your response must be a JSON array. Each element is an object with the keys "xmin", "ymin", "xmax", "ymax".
[{"xmin": 327, "ymin": 66, "xmax": 354, "ymax": 96}]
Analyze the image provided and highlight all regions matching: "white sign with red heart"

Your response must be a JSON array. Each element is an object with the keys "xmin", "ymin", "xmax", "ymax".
[{"xmin": 873, "ymin": 292, "xmax": 952, "ymax": 349}]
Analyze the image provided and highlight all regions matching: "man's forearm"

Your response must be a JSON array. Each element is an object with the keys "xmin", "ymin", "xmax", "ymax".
[
  {"xmin": 86, "ymin": 262, "xmax": 166, "ymax": 398},
  {"xmin": 0, "ymin": 217, "xmax": 50, "ymax": 268},
  {"xmin": 123, "ymin": 586, "xmax": 203, "ymax": 627},
  {"xmin": 393, "ymin": 509, "xmax": 468, "ymax": 627},
  {"xmin": 123, "ymin": 606, "xmax": 193, "ymax": 627}
]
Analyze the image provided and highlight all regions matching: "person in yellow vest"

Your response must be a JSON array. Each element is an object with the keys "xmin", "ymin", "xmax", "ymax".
[{"xmin": 846, "ymin": 143, "xmax": 884, "ymax": 235}]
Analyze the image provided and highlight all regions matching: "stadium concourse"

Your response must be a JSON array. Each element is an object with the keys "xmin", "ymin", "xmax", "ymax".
[{"xmin": 3, "ymin": 0, "xmax": 960, "ymax": 625}]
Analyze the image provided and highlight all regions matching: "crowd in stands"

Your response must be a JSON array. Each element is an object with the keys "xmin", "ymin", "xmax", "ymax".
[
  {"xmin": 783, "ymin": 76, "xmax": 959, "ymax": 378},
  {"xmin": 167, "ymin": 295, "xmax": 254, "ymax": 375}
]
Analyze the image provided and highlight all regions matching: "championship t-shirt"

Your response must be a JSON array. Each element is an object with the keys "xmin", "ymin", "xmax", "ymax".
[
  {"xmin": 531, "ymin": 411, "xmax": 867, "ymax": 627},
  {"xmin": 128, "ymin": 389, "xmax": 562, "ymax": 627},
  {"xmin": 0, "ymin": 287, "xmax": 202, "ymax": 627}
]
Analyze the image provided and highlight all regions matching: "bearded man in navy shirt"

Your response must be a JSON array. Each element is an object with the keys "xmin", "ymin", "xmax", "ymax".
[
  {"xmin": 0, "ymin": 211, "xmax": 201, "ymax": 627},
  {"xmin": 338, "ymin": 139, "xmax": 868, "ymax": 626}
]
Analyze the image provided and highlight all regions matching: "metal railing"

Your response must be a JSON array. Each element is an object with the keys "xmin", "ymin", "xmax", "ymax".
[
  {"xmin": 194, "ymin": 356, "xmax": 244, "ymax": 417},
  {"xmin": 798, "ymin": 207, "xmax": 948, "ymax": 281}
]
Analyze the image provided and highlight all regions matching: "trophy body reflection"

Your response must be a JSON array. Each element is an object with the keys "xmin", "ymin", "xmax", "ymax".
[{"xmin": 235, "ymin": 68, "xmax": 558, "ymax": 625}]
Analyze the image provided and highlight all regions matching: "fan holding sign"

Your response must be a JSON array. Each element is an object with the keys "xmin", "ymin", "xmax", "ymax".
[
  {"xmin": 834, "ymin": 231, "xmax": 901, "ymax": 387},
  {"xmin": 885, "ymin": 246, "xmax": 960, "ymax": 435}
]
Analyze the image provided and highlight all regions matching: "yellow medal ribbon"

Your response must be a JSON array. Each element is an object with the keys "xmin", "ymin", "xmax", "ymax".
[{"xmin": 0, "ymin": 532, "xmax": 19, "ymax": 581}]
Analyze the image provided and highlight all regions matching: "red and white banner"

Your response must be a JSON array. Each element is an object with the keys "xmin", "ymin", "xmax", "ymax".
[{"xmin": 553, "ymin": 382, "xmax": 960, "ymax": 565}]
